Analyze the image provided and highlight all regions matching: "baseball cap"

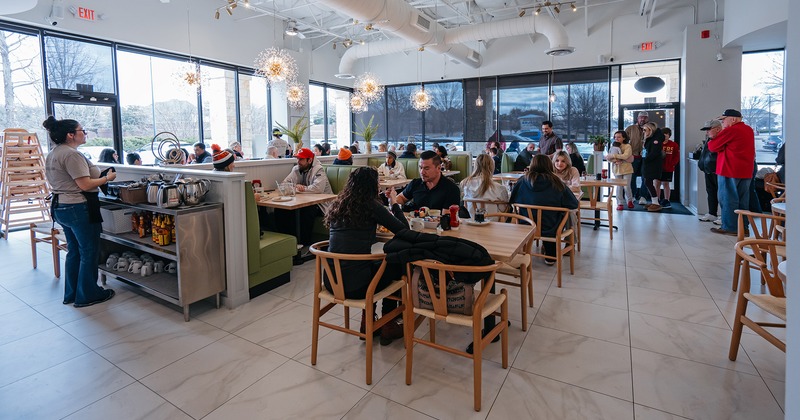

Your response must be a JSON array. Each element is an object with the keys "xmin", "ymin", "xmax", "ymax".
[
  {"xmin": 700, "ymin": 120, "xmax": 722, "ymax": 131},
  {"xmin": 272, "ymin": 128, "xmax": 283, "ymax": 136},
  {"xmin": 637, "ymin": 111, "xmax": 649, "ymax": 118},
  {"xmin": 717, "ymin": 109, "xmax": 742, "ymax": 119},
  {"xmin": 294, "ymin": 147, "xmax": 314, "ymax": 159}
]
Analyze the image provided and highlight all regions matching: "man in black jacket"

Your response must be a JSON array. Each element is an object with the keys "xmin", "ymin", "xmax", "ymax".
[
  {"xmin": 514, "ymin": 142, "xmax": 537, "ymax": 171},
  {"xmin": 698, "ymin": 120, "xmax": 721, "ymax": 222}
]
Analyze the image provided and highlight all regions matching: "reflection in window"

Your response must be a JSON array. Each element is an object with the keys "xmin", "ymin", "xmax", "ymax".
[
  {"xmin": 117, "ymin": 50, "xmax": 199, "ymax": 161},
  {"xmin": 0, "ymin": 29, "xmax": 45, "ymax": 149},
  {"xmin": 386, "ymin": 85, "xmax": 421, "ymax": 148},
  {"xmin": 200, "ymin": 64, "xmax": 237, "ymax": 150},
  {"xmin": 551, "ymin": 69, "xmax": 609, "ymax": 143},
  {"xmin": 239, "ymin": 74, "xmax": 269, "ymax": 158},
  {"xmin": 54, "ymin": 103, "xmax": 114, "ymax": 161},
  {"xmin": 308, "ymin": 84, "xmax": 325, "ymax": 148},
  {"xmin": 326, "ymin": 87, "xmax": 351, "ymax": 151},
  {"xmin": 45, "ymin": 37, "xmax": 114, "ymax": 93},
  {"xmin": 741, "ymin": 50, "xmax": 784, "ymax": 164},
  {"xmin": 619, "ymin": 60, "xmax": 679, "ymax": 106},
  {"xmin": 424, "ymin": 81, "xmax": 464, "ymax": 151},
  {"xmin": 358, "ymin": 95, "xmax": 387, "ymax": 147},
  {"xmin": 496, "ymin": 74, "xmax": 549, "ymax": 155},
  {"xmin": 464, "ymin": 76, "xmax": 498, "ymax": 154}
]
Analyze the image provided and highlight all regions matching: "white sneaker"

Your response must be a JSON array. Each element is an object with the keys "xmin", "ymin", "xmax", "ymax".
[
  {"xmin": 638, "ymin": 197, "xmax": 648, "ymax": 205},
  {"xmin": 713, "ymin": 217, "xmax": 722, "ymax": 225},
  {"xmin": 698, "ymin": 213, "xmax": 715, "ymax": 222}
]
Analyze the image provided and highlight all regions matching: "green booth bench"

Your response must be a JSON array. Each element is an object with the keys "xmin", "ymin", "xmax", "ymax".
[
  {"xmin": 366, "ymin": 155, "xmax": 471, "ymax": 183},
  {"xmin": 244, "ymin": 181, "xmax": 298, "ymax": 298}
]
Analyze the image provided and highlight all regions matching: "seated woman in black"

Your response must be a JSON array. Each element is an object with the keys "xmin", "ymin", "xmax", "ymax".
[
  {"xmin": 325, "ymin": 167, "xmax": 408, "ymax": 344},
  {"xmin": 510, "ymin": 154, "xmax": 579, "ymax": 265}
]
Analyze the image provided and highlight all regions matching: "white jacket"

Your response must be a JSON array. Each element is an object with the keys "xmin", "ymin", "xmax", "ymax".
[
  {"xmin": 461, "ymin": 178, "xmax": 509, "ymax": 220},
  {"xmin": 378, "ymin": 162, "xmax": 406, "ymax": 179}
]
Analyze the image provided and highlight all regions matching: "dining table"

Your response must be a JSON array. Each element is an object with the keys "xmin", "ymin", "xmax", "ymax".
[
  {"xmin": 442, "ymin": 170, "xmax": 460, "ymax": 178},
  {"xmin": 772, "ymin": 201, "xmax": 786, "ymax": 216},
  {"xmin": 577, "ymin": 177, "xmax": 627, "ymax": 234},
  {"xmin": 379, "ymin": 177, "xmax": 412, "ymax": 189},
  {"xmin": 257, "ymin": 190, "xmax": 338, "ymax": 259}
]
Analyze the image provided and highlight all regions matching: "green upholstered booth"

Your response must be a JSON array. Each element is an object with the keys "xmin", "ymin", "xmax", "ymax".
[
  {"xmin": 245, "ymin": 181, "xmax": 297, "ymax": 297},
  {"xmin": 366, "ymin": 155, "xmax": 470, "ymax": 182},
  {"xmin": 308, "ymin": 165, "xmax": 364, "ymax": 243},
  {"xmin": 500, "ymin": 153, "xmax": 516, "ymax": 173}
]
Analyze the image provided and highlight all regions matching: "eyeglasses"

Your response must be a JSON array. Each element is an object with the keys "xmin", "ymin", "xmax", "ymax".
[{"xmin": 73, "ymin": 129, "xmax": 87, "ymax": 135}]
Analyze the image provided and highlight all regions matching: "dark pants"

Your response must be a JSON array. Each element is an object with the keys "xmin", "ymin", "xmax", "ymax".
[
  {"xmin": 644, "ymin": 177, "xmax": 659, "ymax": 199},
  {"xmin": 275, "ymin": 205, "xmax": 323, "ymax": 246},
  {"xmin": 704, "ymin": 172, "xmax": 719, "ymax": 216},
  {"xmin": 748, "ymin": 165, "xmax": 762, "ymax": 213},
  {"xmin": 630, "ymin": 157, "xmax": 644, "ymax": 200}
]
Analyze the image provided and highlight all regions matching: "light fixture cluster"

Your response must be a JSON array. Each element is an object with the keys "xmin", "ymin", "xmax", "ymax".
[
  {"xmin": 174, "ymin": 61, "xmax": 205, "ymax": 92},
  {"xmin": 254, "ymin": 47, "xmax": 298, "ymax": 87},
  {"xmin": 285, "ymin": 81, "xmax": 308, "ymax": 109},
  {"xmin": 350, "ymin": 93, "xmax": 368, "ymax": 113},
  {"xmin": 214, "ymin": 0, "xmax": 250, "ymax": 19},
  {"xmin": 519, "ymin": 1, "xmax": 577, "ymax": 16},
  {"xmin": 410, "ymin": 86, "xmax": 432, "ymax": 112},
  {"xmin": 354, "ymin": 72, "xmax": 384, "ymax": 104}
]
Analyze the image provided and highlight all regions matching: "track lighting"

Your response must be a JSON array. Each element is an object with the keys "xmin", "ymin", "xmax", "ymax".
[
  {"xmin": 553, "ymin": 6, "xmax": 560, "ymax": 13},
  {"xmin": 225, "ymin": 6, "xmax": 232, "ymax": 15},
  {"xmin": 418, "ymin": 46, "xmax": 425, "ymax": 51},
  {"xmin": 332, "ymin": 43, "xmax": 336, "ymax": 49},
  {"xmin": 214, "ymin": 10, "xmax": 219, "ymax": 19},
  {"xmin": 571, "ymin": 3, "xmax": 577, "ymax": 12},
  {"xmin": 535, "ymin": 7, "xmax": 541, "ymax": 15},
  {"xmin": 519, "ymin": 9, "xmax": 526, "ymax": 17}
]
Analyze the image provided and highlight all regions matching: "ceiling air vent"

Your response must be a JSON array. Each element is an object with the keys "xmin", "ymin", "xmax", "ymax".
[
  {"xmin": 467, "ymin": 50, "xmax": 480, "ymax": 64},
  {"xmin": 411, "ymin": 13, "xmax": 432, "ymax": 32}
]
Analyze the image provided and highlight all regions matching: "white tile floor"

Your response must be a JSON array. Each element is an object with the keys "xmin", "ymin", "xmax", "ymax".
[{"xmin": 0, "ymin": 210, "xmax": 786, "ymax": 419}]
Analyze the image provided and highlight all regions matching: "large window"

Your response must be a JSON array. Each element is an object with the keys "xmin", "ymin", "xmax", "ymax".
[
  {"xmin": 496, "ymin": 74, "xmax": 549, "ymax": 155},
  {"xmin": 45, "ymin": 36, "xmax": 114, "ymax": 93},
  {"xmin": 308, "ymin": 84, "xmax": 325, "ymax": 147},
  {"xmin": 117, "ymin": 50, "xmax": 199, "ymax": 161},
  {"xmin": 741, "ymin": 50, "xmax": 784, "ymax": 164},
  {"xmin": 201, "ymin": 64, "xmax": 237, "ymax": 149},
  {"xmin": 0, "ymin": 28, "xmax": 45, "ymax": 148},
  {"xmin": 238, "ymin": 73, "xmax": 269, "ymax": 158},
  {"xmin": 326, "ymin": 87, "xmax": 351, "ymax": 150},
  {"xmin": 387, "ymin": 85, "xmax": 422, "ymax": 148},
  {"xmin": 424, "ymin": 81, "xmax": 464, "ymax": 151},
  {"xmin": 551, "ymin": 68, "xmax": 610, "ymax": 143}
]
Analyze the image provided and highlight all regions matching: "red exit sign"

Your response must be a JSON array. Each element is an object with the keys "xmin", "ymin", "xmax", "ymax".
[
  {"xmin": 640, "ymin": 41, "xmax": 655, "ymax": 51},
  {"xmin": 77, "ymin": 7, "xmax": 96, "ymax": 21}
]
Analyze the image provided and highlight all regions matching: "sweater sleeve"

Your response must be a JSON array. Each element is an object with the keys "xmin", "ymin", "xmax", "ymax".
[{"xmin": 373, "ymin": 201, "xmax": 409, "ymax": 233}]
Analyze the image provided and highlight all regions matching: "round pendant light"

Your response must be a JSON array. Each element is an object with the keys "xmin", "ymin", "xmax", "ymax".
[{"xmin": 634, "ymin": 76, "xmax": 666, "ymax": 93}]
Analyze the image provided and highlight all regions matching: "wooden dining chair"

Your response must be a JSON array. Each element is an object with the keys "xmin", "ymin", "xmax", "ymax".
[
  {"xmin": 462, "ymin": 198, "xmax": 509, "ymax": 221},
  {"xmin": 764, "ymin": 180, "xmax": 785, "ymax": 198},
  {"xmin": 731, "ymin": 210, "xmax": 785, "ymax": 291},
  {"xmin": 578, "ymin": 183, "xmax": 614, "ymax": 240},
  {"xmin": 486, "ymin": 212, "xmax": 535, "ymax": 330},
  {"xmin": 309, "ymin": 241, "xmax": 408, "ymax": 385},
  {"xmin": 404, "ymin": 259, "xmax": 508, "ymax": 412},
  {"xmin": 729, "ymin": 239, "xmax": 786, "ymax": 361},
  {"xmin": 770, "ymin": 197, "xmax": 786, "ymax": 241},
  {"xmin": 512, "ymin": 203, "xmax": 575, "ymax": 288},
  {"xmin": 30, "ymin": 222, "xmax": 67, "ymax": 278}
]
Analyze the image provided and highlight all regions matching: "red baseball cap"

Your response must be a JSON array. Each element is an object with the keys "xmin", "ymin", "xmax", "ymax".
[{"xmin": 295, "ymin": 148, "xmax": 314, "ymax": 159}]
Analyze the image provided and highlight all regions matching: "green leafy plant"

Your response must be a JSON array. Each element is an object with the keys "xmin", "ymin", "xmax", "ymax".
[
  {"xmin": 275, "ymin": 115, "xmax": 309, "ymax": 145},
  {"xmin": 586, "ymin": 134, "xmax": 609, "ymax": 145},
  {"xmin": 353, "ymin": 115, "xmax": 379, "ymax": 144}
]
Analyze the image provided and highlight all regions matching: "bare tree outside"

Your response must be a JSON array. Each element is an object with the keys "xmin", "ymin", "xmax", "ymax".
[
  {"xmin": 44, "ymin": 37, "xmax": 113, "ymax": 92},
  {"xmin": 0, "ymin": 30, "xmax": 44, "ymax": 130}
]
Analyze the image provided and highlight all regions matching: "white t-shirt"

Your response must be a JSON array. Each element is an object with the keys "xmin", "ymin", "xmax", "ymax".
[
  {"xmin": 461, "ymin": 177, "xmax": 509, "ymax": 220},
  {"xmin": 45, "ymin": 144, "xmax": 100, "ymax": 204}
]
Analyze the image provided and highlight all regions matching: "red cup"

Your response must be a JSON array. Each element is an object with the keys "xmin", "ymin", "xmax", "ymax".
[{"xmin": 601, "ymin": 169, "xmax": 608, "ymax": 179}]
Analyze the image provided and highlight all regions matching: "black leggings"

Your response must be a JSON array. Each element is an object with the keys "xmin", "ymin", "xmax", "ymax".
[{"xmin": 644, "ymin": 177, "xmax": 659, "ymax": 199}]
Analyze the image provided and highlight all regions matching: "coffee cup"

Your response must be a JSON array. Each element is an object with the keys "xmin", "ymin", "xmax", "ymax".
[
  {"xmin": 114, "ymin": 260, "xmax": 129, "ymax": 271},
  {"xmin": 141, "ymin": 253, "xmax": 153, "ymax": 262},
  {"xmin": 165, "ymin": 262, "xmax": 177, "ymax": 274},
  {"xmin": 153, "ymin": 260, "xmax": 164, "ymax": 273},
  {"xmin": 140, "ymin": 265, "xmax": 153, "ymax": 276},
  {"xmin": 410, "ymin": 218, "xmax": 424, "ymax": 232},
  {"xmin": 128, "ymin": 260, "xmax": 143, "ymax": 274},
  {"xmin": 106, "ymin": 255, "xmax": 119, "ymax": 269}
]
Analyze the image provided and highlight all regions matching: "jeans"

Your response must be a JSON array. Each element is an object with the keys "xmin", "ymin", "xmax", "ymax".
[
  {"xmin": 717, "ymin": 176, "xmax": 751, "ymax": 232},
  {"xmin": 630, "ymin": 157, "xmax": 644, "ymax": 199},
  {"xmin": 53, "ymin": 202, "xmax": 106, "ymax": 304},
  {"xmin": 703, "ymin": 172, "xmax": 719, "ymax": 216},
  {"xmin": 615, "ymin": 174, "xmax": 632, "ymax": 204}
]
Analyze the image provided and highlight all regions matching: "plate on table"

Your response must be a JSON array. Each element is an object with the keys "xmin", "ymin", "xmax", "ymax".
[
  {"xmin": 271, "ymin": 196, "xmax": 293, "ymax": 202},
  {"xmin": 465, "ymin": 219, "xmax": 491, "ymax": 226}
]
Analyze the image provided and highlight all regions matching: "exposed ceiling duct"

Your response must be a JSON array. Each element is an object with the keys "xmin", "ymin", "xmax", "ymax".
[{"xmin": 316, "ymin": 0, "xmax": 574, "ymax": 78}]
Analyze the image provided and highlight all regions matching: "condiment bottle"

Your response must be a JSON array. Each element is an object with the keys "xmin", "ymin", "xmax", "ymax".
[{"xmin": 449, "ymin": 205, "xmax": 459, "ymax": 228}]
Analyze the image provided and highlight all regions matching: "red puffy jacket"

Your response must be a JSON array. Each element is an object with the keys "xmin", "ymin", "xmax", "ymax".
[{"xmin": 707, "ymin": 122, "xmax": 755, "ymax": 178}]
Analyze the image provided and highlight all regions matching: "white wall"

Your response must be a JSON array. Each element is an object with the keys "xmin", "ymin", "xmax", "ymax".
[{"xmin": 723, "ymin": 0, "xmax": 788, "ymax": 48}]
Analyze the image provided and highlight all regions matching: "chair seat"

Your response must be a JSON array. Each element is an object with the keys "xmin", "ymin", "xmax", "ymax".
[
  {"xmin": 580, "ymin": 200, "xmax": 611, "ymax": 210},
  {"xmin": 413, "ymin": 293, "xmax": 506, "ymax": 327},
  {"xmin": 31, "ymin": 222, "xmax": 61, "ymax": 235},
  {"xmin": 743, "ymin": 293, "xmax": 786, "ymax": 321},
  {"xmin": 538, "ymin": 228, "xmax": 574, "ymax": 243},
  {"xmin": 498, "ymin": 253, "xmax": 531, "ymax": 272},
  {"xmin": 318, "ymin": 279, "xmax": 405, "ymax": 309}
]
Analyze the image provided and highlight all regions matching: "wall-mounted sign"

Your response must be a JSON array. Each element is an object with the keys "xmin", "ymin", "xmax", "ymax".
[
  {"xmin": 640, "ymin": 42, "xmax": 655, "ymax": 51},
  {"xmin": 76, "ymin": 7, "xmax": 96, "ymax": 21}
]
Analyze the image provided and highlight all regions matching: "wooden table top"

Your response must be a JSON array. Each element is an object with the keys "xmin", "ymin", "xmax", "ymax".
[
  {"xmin": 579, "ymin": 177, "xmax": 628, "ymax": 187},
  {"xmin": 379, "ymin": 178, "xmax": 412, "ymax": 189},
  {"xmin": 376, "ymin": 221, "xmax": 534, "ymax": 263},
  {"xmin": 442, "ymin": 170, "xmax": 460, "ymax": 177},
  {"xmin": 493, "ymin": 172, "xmax": 525, "ymax": 181},
  {"xmin": 256, "ymin": 191, "xmax": 338, "ymax": 210}
]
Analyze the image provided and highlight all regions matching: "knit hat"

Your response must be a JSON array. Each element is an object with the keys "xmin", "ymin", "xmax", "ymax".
[
  {"xmin": 295, "ymin": 147, "xmax": 314, "ymax": 159},
  {"xmin": 212, "ymin": 144, "xmax": 235, "ymax": 169},
  {"xmin": 387, "ymin": 150, "xmax": 397, "ymax": 159},
  {"xmin": 337, "ymin": 147, "xmax": 352, "ymax": 161}
]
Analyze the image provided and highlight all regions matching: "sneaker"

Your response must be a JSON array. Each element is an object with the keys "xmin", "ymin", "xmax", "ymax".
[
  {"xmin": 379, "ymin": 318, "xmax": 404, "ymax": 346},
  {"xmin": 661, "ymin": 200, "xmax": 672, "ymax": 208},
  {"xmin": 638, "ymin": 197, "xmax": 648, "ymax": 205},
  {"xmin": 616, "ymin": 204, "xmax": 624, "ymax": 211},
  {"xmin": 710, "ymin": 227, "xmax": 736, "ymax": 236},
  {"xmin": 544, "ymin": 259, "xmax": 555, "ymax": 266},
  {"xmin": 627, "ymin": 201, "xmax": 635, "ymax": 209},
  {"xmin": 699, "ymin": 213, "xmax": 716, "ymax": 222},
  {"xmin": 713, "ymin": 218, "xmax": 722, "ymax": 225},
  {"xmin": 74, "ymin": 289, "xmax": 115, "ymax": 308},
  {"xmin": 646, "ymin": 204, "xmax": 662, "ymax": 212}
]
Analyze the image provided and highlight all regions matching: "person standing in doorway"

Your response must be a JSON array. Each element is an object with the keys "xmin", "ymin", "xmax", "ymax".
[{"xmin": 625, "ymin": 111, "xmax": 649, "ymax": 204}]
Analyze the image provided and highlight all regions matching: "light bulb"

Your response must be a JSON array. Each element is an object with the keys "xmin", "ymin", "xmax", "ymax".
[
  {"xmin": 549, "ymin": 91, "xmax": 557, "ymax": 102},
  {"xmin": 475, "ymin": 95, "xmax": 484, "ymax": 107}
]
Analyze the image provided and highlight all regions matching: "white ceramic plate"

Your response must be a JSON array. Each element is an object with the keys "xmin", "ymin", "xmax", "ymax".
[{"xmin": 465, "ymin": 219, "xmax": 491, "ymax": 226}]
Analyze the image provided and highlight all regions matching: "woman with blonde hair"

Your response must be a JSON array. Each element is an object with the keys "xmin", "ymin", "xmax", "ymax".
[
  {"xmin": 552, "ymin": 151, "xmax": 581, "ymax": 192},
  {"xmin": 460, "ymin": 154, "xmax": 509, "ymax": 219}
]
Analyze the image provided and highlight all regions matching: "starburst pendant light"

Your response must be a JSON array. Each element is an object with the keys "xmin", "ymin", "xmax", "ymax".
[
  {"xmin": 354, "ymin": 72, "xmax": 384, "ymax": 104},
  {"xmin": 255, "ymin": 47, "xmax": 298, "ymax": 86},
  {"xmin": 350, "ymin": 93, "xmax": 368, "ymax": 113},
  {"xmin": 286, "ymin": 80, "xmax": 307, "ymax": 109},
  {"xmin": 174, "ymin": 5, "xmax": 204, "ymax": 91},
  {"xmin": 411, "ymin": 86, "xmax": 432, "ymax": 111}
]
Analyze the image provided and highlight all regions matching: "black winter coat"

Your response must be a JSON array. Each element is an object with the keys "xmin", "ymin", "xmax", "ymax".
[{"xmin": 642, "ymin": 128, "xmax": 665, "ymax": 179}]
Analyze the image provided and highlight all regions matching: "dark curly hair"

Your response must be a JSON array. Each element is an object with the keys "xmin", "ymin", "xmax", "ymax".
[
  {"xmin": 42, "ymin": 116, "xmax": 79, "ymax": 145},
  {"xmin": 325, "ymin": 167, "xmax": 380, "ymax": 229}
]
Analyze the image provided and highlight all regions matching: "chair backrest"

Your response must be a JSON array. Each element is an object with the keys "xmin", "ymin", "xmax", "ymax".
[
  {"xmin": 486, "ymin": 212, "xmax": 535, "ymax": 254},
  {"xmin": 410, "ymin": 259, "xmax": 500, "ymax": 319},
  {"xmin": 734, "ymin": 239, "xmax": 785, "ymax": 298},
  {"xmin": 735, "ymin": 209, "xmax": 785, "ymax": 241},
  {"xmin": 500, "ymin": 153, "xmax": 515, "ymax": 173},
  {"xmin": 511, "ymin": 203, "xmax": 571, "ymax": 240},
  {"xmin": 462, "ymin": 198, "xmax": 509, "ymax": 219},
  {"xmin": 764, "ymin": 180, "xmax": 786, "ymax": 198},
  {"xmin": 309, "ymin": 241, "xmax": 388, "ymax": 301}
]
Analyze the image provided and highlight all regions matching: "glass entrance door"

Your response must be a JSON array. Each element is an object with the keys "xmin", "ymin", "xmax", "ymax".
[
  {"xmin": 619, "ymin": 104, "xmax": 682, "ymax": 201},
  {"xmin": 52, "ymin": 102, "xmax": 117, "ymax": 163}
]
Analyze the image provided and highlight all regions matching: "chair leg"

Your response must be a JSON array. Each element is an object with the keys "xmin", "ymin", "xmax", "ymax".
[
  {"xmin": 365, "ymin": 303, "xmax": 374, "ymax": 385},
  {"xmin": 519, "ymin": 265, "xmax": 528, "ymax": 331},
  {"xmin": 472, "ymin": 322, "xmax": 482, "ymax": 412},
  {"xmin": 568, "ymin": 243, "xmax": 575, "ymax": 275},
  {"xmin": 52, "ymin": 233, "xmax": 61, "ymax": 278},
  {"xmin": 501, "ymin": 291, "xmax": 509, "ymax": 369},
  {"xmin": 404, "ymin": 287, "xmax": 414, "ymax": 386},
  {"xmin": 728, "ymin": 297, "xmax": 748, "ymax": 361},
  {"xmin": 344, "ymin": 306, "xmax": 350, "ymax": 330},
  {"xmin": 608, "ymin": 206, "xmax": 613, "ymax": 240},
  {"xmin": 731, "ymin": 255, "xmax": 742, "ymax": 292},
  {"xmin": 311, "ymin": 296, "xmax": 321, "ymax": 366},
  {"xmin": 30, "ymin": 227, "xmax": 38, "ymax": 269},
  {"xmin": 555, "ymin": 243, "xmax": 563, "ymax": 288}
]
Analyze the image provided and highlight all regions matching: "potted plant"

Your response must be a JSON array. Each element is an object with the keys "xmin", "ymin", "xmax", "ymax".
[
  {"xmin": 275, "ymin": 115, "xmax": 309, "ymax": 154},
  {"xmin": 587, "ymin": 134, "xmax": 609, "ymax": 152},
  {"xmin": 353, "ymin": 115, "xmax": 379, "ymax": 153}
]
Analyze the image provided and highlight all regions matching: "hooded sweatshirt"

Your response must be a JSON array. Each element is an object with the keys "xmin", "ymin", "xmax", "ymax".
[{"xmin": 510, "ymin": 174, "xmax": 579, "ymax": 237}]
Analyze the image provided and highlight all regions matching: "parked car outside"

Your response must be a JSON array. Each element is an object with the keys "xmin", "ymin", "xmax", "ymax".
[
  {"xmin": 518, "ymin": 130, "xmax": 541, "ymax": 142},
  {"xmin": 762, "ymin": 135, "xmax": 783, "ymax": 152}
]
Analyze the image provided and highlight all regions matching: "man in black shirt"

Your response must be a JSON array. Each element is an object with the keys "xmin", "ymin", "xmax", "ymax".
[{"xmin": 396, "ymin": 151, "xmax": 461, "ymax": 211}]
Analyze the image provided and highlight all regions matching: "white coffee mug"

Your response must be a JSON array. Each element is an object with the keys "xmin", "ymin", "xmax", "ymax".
[
  {"xmin": 410, "ymin": 218, "xmax": 424, "ymax": 232},
  {"xmin": 140, "ymin": 265, "xmax": 153, "ymax": 276},
  {"xmin": 128, "ymin": 260, "xmax": 143, "ymax": 274},
  {"xmin": 153, "ymin": 260, "xmax": 164, "ymax": 273},
  {"xmin": 165, "ymin": 262, "xmax": 177, "ymax": 274},
  {"xmin": 114, "ymin": 260, "xmax": 129, "ymax": 271},
  {"xmin": 106, "ymin": 255, "xmax": 118, "ymax": 269}
]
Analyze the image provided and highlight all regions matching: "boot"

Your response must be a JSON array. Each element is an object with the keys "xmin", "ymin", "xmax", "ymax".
[
  {"xmin": 379, "ymin": 302, "xmax": 404, "ymax": 346},
  {"xmin": 359, "ymin": 305, "xmax": 379, "ymax": 341}
]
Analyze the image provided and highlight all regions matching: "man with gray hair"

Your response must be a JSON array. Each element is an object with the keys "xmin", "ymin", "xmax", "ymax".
[
  {"xmin": 265, "ymin": 146, "xmax": 280, "ymax": 159},
  {"xmin": 706, "ymin": 109, "xmax": 755, "ymax": 235},
  {"xmin": 625, "ymin": 111, "xmax": 649, "ymax": 204}
]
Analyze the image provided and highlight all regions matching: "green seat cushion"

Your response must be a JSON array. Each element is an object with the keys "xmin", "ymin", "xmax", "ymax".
[
  {"xmin": 258, "ymin": 232, "xmax": 298, "ymax": 265},
  {"xmin": 323, "ymin": 165, "xmax": 363, "ymax": 194}
]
